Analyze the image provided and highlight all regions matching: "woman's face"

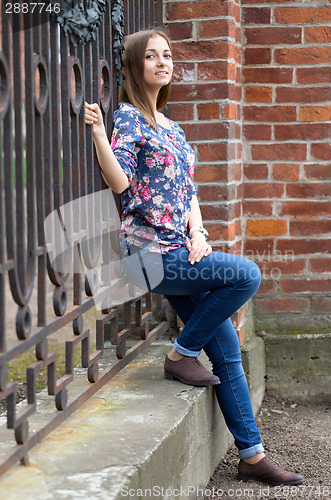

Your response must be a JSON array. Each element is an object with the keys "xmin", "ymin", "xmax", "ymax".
[{"xmin": 143, "ymin": 35, "xmax": 173, "ymax": 92}]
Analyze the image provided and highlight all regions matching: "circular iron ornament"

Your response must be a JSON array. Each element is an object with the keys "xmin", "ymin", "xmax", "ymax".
[
  {"xmin": 55, "ymin": 387, "xmax": 68, "ymax": 411},
  {"xmin": 73, "ymin": 316, "xmax": 84, "ymax": 335},
  {"xmin": 36, "ymin": 339, "xmax": 49, "ymax": 361},
  {"xmin": 16, "ymin": 305, "xmax": 32, "ymax": 340},
  {"xmin": 53, "ymin": 285, "xmax": 67, "ymax": 317},
  {"xmin": 15, "ymin": 420, "xmax": 29, "ymax": 445},
  {"xmin": 99, "ymin": 59, "xmax": 111, "ymax": 112},
  {"xmin": 0, "ymin": 51, "xmax": 11, "ymax": 119},
  {"xmin": 50, "ymin": 0, "xmax": 108, "ymax": 47},
  {"xmin": 70, "ymin": 57, "xmax": 84, "ymax": 114},
  {"xmin": 33, "ymin": 54, "xmax": 49, "ymax": 115},
  {"xmin": 85, "ymin": 269, "xmax": 99, "ymax": 296}
]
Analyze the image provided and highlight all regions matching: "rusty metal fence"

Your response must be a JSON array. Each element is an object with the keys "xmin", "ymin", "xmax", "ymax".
[{"xmin": 0, "ymin": 0, "xmax": 169, "ymax": 475}]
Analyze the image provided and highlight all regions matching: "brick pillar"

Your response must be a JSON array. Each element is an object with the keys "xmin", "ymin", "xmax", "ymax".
[
  {"xmin": 165, "ymin": 0, "xmax": 250, "ymax": 340},
  {"xmin": 242, "ymin": 1, "xmax": 331, "ymax": 332}
]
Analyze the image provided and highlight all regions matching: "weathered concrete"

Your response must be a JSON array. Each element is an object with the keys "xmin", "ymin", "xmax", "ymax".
[
  {"xmin": 264, "ymin": 333, "xmax": 331, "ymax": 404},
  {"xmin": 0, "ymin": 338, "xmax": 266, "ymax": 500},
  {"xmin": 241, "ymin": 336, "xmax": 265, "ymax": 413}
]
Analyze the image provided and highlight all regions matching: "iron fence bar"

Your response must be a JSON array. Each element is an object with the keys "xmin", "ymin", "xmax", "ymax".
[{"xmin": 0, "ymin": 0, "xmax": 168, "ymax": 476}]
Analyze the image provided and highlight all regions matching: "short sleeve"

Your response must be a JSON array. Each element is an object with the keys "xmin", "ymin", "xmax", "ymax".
[{"xmin": 110, "ymin": 105, "xmax": 143, "ymax": 185}]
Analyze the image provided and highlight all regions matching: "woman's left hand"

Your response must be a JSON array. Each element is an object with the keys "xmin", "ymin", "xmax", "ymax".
[{"xmin": 186, "ymin": 232, "xmax": 212, "ymax": 265}]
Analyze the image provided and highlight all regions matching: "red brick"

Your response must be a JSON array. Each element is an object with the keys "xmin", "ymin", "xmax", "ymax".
[
  {"xmin": 286, "ymin": 183, "xmax": 331, "ymax": 199},
  {"xmin": 276, "ymin": 87, "xmax": 330, "ymax": 104},
  {"xmin": 277, "ymin": 239, "xmax": 331, "ymax": 255},
  {"xmin": 173, "ymin": 40, "xmax": 230, "ymax": 61},
  {"xmin": 275, "ymin": 47, "xmax": 331, "ymax": 65},
  {"xmin": 244, "ymin": 106, "xmax": 296, "ymax": 122},
  {"xmin": 257, "ymin": 260, "xmax": 306, "ymax": 276},
  {"xmin": 297, "ymin": 67, "xmax": 331, "ymax": 85},
  {"xmin": 280, "ymin": 278, "xmax": 331, "ymax": 293},
  {"xmin": 228, "ymin": 0, "xmax": 241, "ymax": 23},
  {"xmin": 245, "ymin": 48, "xmax": 271, "ymax": 65},
  {"xmin": 311, "ymin": 297, "xmax": 331, "ymax": 313},
  {"xmin": 167, "ymin": 103, "xmax": 194, "ymax": 122},
  {"xmin": 304, "ymin": 165, "xmax": 331, "ymax": 180},
  {"xmin": 242, "ymin": 7, "xmax": 270, "ymax": 24},
  {"xmin": 243, "ymin": 67, "xmax": 293, "ymax": 84},
  {"xmin": 245, "ymin": 27, "xmax": 301, "ymax": 45},
  {"xmin": 255, "ymin": 278, "xmax": 277, "ymax": 295},
  {"xmin": 198, "ymin": 143, "xmax": 231, "ymax": 162},
  {"xmin": 244, "ymin": 238, "xmax": 274, "ymax": 254},
  {"xmin": 200, "ymin": 203, "xmax": 239, "ymax": 222},
  {"xmin": 197, "ymin": 102, "xmax": 220, "ymax": 120},
  {"xmin": 223, "ymin": 103, "xmax": 236, "ymax": 120},
  {"xmin": 194, "ymin": 164, "xmax": 228, "ymax": 183},
  {"xmin": 243, "ymin": 124, "xmax": 272, "ymax": 141},
  {"xmin": 309, "ymin": 258, "xmax": 331, "ymax": 274},
  {"xmin": 246, "ymin": 219, "xmax": 287, "ymax": 237},
  {"xmin": 300, "ymin": 106, "xmax": 331, "ymax": 122},
  {"xmin": 251, "ymin": 143, "xmax": 307, "ymax": 162},
  {"xmin": 244, "ymin": 164, "xmax": 268, "ymax": 180},
  {"xmin": 274, "ymin": 7, "xmax": 331, "ymax": 25},
  {"xmin": 166, "ymin": 21, "xmax": 193, "ymax": 41},
  {"xmin": 197, "ymin": 61, "xmax": 228, "ymax": 81},
  {"xmin": 170, "ymin": 83, "xmax": 229, "ymax": 101},
  {"xmin": 243, "ymin": 0, "xmax": 289, "ymax": 3},
  {"xmin": 255, "ymin": 298, "xmax": 309, "ymax": 313},
  {"xmin": 207, "ymin": 223, "xmax": 230, "ymax": 241},
  {"xmin": 290, "ymin": 220, "xmax": 331, "ymax": 237},
  {"xmin": 199, "ymin": 184, "xmax": 236, "ymax": 202},
  {"xmin": 181, "ymin": 122, "xmax": 228, "ymax": 141},
  {"xmin": 275, "ymin": 124, "xmax": 330, "ymax": 141},
  {"xmin": 243, "ymin": 201, "xmax": 273, "ymax": 217},
  {"xmin": 272, "ymin": 164, "xmax": 300, "ymax": 181},
  {"xmin": 166, "ymin": 1, "xmax": 227, "ymax": 21},
  {"xmin": 305, "ymin": 26, "xmax": 331, "ymax": 44},
  {"xmin": 244, "ymin": 182, "xmax": 284, "ymax": 199},
  {"xmin": 198, "ymin": 19, "xmax": 229, "ymax": 39},
  {"xmin": 311, "ymin": 143, "xmax": 331, "ymax": 161},
  {"xmin": 279, "ymin": 201, "xmax": 331, "ymax": 218},
  {"xmin": 172, "ymin": 63, "xmax": 195, "ymax": 83},
  {"xmin": 245, "ymin": 86, "xmax": 272, "ymax": 103}
]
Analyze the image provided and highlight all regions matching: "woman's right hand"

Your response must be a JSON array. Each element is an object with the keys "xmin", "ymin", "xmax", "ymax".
[{"xmin": 84, "ymin": 102, "xmax": 105, "ymax": 137}]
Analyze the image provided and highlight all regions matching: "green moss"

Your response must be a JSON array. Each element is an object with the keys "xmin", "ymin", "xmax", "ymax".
[{"xmin": 257, "ymin": 325, "xmax": 331, "ymax": 336}]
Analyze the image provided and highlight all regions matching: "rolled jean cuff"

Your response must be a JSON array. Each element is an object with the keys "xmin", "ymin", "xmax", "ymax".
[
  {"xmin": 173, "ymin": 340, "xmax": 201, "ymax": 357},
  {"xmin": 238, "ymin": 443, "xmax": 265, "ymax": 459}
]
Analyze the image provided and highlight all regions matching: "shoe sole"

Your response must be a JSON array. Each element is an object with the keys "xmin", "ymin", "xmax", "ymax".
[
  {"xmin": 164, "ymin": 371, "xmax": 220, "ymax": 387},
  {"xmin": 237, "ymin": 474, "xmax": 304, "ymax": 486}
]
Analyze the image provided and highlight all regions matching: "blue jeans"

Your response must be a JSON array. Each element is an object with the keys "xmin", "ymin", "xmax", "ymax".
[{"xmin": 151, "ymin": 247, "xmax": 264, "ymax": 459}]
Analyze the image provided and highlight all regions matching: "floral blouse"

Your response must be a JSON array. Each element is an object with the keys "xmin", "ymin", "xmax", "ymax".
[{"xmin": 111, "ymin": 103, "xmax": 197, "ymax": 254}]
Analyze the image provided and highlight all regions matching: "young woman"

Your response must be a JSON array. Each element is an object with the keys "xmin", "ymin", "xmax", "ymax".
[{"xmin": 85, "ymin": 29, "xmax": 303, "ymax": 487}]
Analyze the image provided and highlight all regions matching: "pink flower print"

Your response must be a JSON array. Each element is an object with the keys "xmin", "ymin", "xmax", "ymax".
[
  {"xmin": 141, "ymin": 186, "xmax": 151, "ymax": 201},
  {"xmin": 131, "ymin": 183, "xmax": 139, "ymax": 195},
  {"xmin": 188, "ymin": 164, "xmax": 195, "ymax": 177},
  {"xmin": 164, "ymin": 165, "xmax": 175, "ymax": 179},
  {"xmin": 164, "ymin": 203, "xmax": 174, "ymax": 213},
  {"xmin": 164, "ymin": 155, "xmax": 175, "ymax": 166},
  {"xmin": 110, "ymin": 136, "xmax": 118, "ymax": 149},
  {"xmin": 160, "ymin": 213, "xmax": 172, "ymax": 224},
  {"xmin": 141, "ymin": 137, "xmax": 147, "ymax": 145},
  {"xmin": 146, "ymin": 157, "xmax": 156, "ymax": 168},
  {"xmin": 143, "ymin": 176, "xmax": 149, "ymax": 184}
]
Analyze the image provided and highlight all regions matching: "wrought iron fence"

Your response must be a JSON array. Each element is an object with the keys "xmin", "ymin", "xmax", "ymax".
[{"xmin": 0, "ymin": 0, "xmax": 168, "ymax": 475}]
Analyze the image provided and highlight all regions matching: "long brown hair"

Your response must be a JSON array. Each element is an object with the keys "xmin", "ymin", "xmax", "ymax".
[{"xmin": 118, "ymin": 29, "xmax": 172, "ymax": 130}]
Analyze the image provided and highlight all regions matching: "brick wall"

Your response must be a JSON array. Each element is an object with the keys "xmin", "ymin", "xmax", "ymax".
[
  {"xmin": 165, "ymin": 0, "xmax": 331, "ymax": 336},
  {"xmin": 242, "ymin": 0, "xmax": 331, "ymax": 332}
]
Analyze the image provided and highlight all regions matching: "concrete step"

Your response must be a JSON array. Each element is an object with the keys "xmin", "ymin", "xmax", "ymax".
[
  {"xmin": 263, "ymin": 333, "xmax": 331, "ymax": 404},
  {"xmin": 0, "ymin": 338, "xmax": 266, "ymax": 500}
]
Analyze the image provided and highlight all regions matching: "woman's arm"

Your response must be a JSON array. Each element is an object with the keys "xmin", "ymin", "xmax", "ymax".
[
  {"xmin": 186, "ymin": 195, "xmax": 212, "ymax": 264},
  {"xmin": 85, "ymin": 102, "xmax": 129, "ymax": 194}
]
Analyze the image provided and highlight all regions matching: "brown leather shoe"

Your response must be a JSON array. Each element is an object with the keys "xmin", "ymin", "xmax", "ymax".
[
  {"xmin": 164, "ymin": 355, "xmax": 220, "ymax": 386},
  {"xmin": 238, "ymin": 457, "xmax": 304, "ymax": 486}
]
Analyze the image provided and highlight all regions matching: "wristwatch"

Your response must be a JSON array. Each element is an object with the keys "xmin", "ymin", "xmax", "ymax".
[{"xmin": 189, "ymin": 226, "xmax": 209, "ymax": 240}]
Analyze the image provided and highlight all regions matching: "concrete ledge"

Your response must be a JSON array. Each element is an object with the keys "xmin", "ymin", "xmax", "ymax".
[
  {"xmin": 264, "ymin": 333, "xmax": 331, "ymax": 404},
  {"xmin": 0, "ymin": 338, "xmax": 266, "ymax": 500}
]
